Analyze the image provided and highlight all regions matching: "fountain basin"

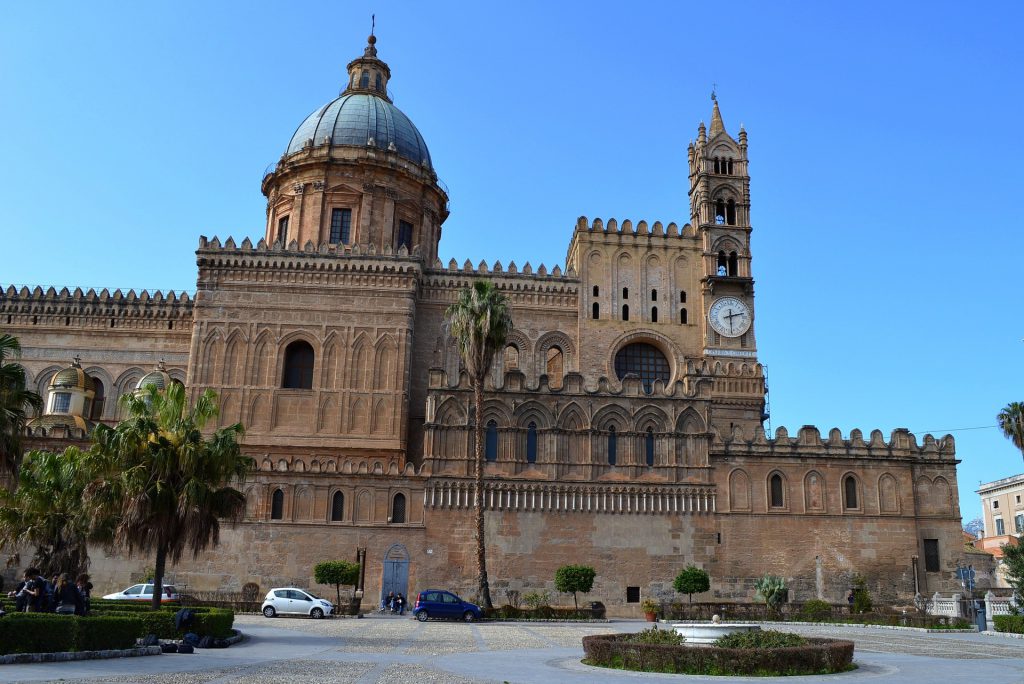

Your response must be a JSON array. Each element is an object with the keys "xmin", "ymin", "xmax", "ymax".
[{"xmin": 673, "ymin": 623, "xmax": 761, "ymax": 644}]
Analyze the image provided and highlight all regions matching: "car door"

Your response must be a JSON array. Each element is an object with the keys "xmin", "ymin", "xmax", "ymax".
[
  {"xmin": 122, "ymin": 584, "xmax": 144, "ymax": 600},
  {"xmin": 290, "ymin": 590, "xmax": 312, "ymax": 615},
  {"xmin": 140, "ymin": 584, "xmax": 154, "ymax": 602},
  {"xmin": 442, "ymin": 592, "xmax": 461, "ymax": 617},
  {"xmin": 272, "ymin": 589, "xmax": 291, "ymax": 613}
]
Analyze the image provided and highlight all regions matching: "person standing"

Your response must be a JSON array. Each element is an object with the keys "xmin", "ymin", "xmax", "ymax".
[
  {"xmin": 396, "ymin": 593, "xmax": 405, "ymax": 616},
  {"xmin": 55, "ymin": 574, "xmax": 83, "ymax": 615},
  {"xmin": 75, "ymin": 574, "xmax": 93, "ymax": 615}
]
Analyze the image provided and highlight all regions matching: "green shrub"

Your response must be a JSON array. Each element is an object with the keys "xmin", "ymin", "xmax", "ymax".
[
  {"xmin": 797, "ymin": 599, "xmax": 833, "ymax": 621},
  {"xmin": 0, "ymin": 614, "xmax": 76, "ymax": 654},
  {"xmin": 994, "ymin": 615, "xmax": 1024, "ymax": 634},
  {"xmin": 714, "ymin": 629, "xmax": 808, "ymax": 649},
  {"xmin": 754, "ymin": 575, "xmax": 788, "ymax": 613},
  {"xmin": 673, "ymin": 565, "xmax": 711, "ymax": 603},
  {"xmin": 623, "ymin": 626, "xmax": 685, "ymax": 645},
  {"xmin": 91, "ymin": 606, "xmax": 234, "ymax": 638},
  {"xmin": 554, "ymin": 565, "xmax": 596, "ymax": 610},
  {"xmin": 523, "ymin": 590, "xmax": 551, "ymax": 610},
  {"xmin": 195, "ymin": 607, "xmax": 235, "ymax": 637},
  {"xmin": 75, "ymin": 615, "xmax": 144, "ymax": 651},
  {"xmin": 583, "ymin": 633, "xmax": 854, "ymax": 676},
  {"xmin": 851, "ymin": 575, "xmax": 872, "ymax": 614}
]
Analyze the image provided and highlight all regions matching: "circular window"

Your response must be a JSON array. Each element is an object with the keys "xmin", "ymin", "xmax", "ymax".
[{"xmin": 614, "ymin": 343, "xmax": 670, "ymax": 393}]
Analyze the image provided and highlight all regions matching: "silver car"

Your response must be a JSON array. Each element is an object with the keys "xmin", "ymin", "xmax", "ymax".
[
  {"xmin": 102, "ymin": 583, "xmax": 179, "ymax": 603},
  {"xmin": 261, "ymin": 587, "xmax": 334, "ymax": 618}
]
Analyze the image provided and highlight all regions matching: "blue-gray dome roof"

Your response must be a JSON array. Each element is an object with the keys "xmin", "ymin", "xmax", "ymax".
[{"xmin": 286, "ymin": 93, "xmax": 432, "ymax": 169}]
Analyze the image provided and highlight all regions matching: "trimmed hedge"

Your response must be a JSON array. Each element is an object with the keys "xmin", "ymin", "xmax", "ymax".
[
  {"xmin": 0, "ymin": 614, "xmax": 143, "ymax": 655},
  {"xmin": 487, "ymin": 605, "xmax": 595, "ymax": 620},
  {"xmin": 582, "ymin": 633, "xmax": 854, "ymax": 676},
  {"xmin": 91, "ymin": 606, "xmax": 234, "ymax": 638},
  {"xmin": 994, "ymin": 615, "xmax": 1024, "ymax": 634}
]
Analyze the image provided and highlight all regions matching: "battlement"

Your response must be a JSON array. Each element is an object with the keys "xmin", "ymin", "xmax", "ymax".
[
  {"xmin": 427, "ymin": 258, "xmax": 573, "ymax": 279},
  {"xmin": 1, "ymin": 284, "xmax": 193, "ymax": 329},
  {"xmin": 573, "ymin": 216, "xmax": 697, "ymax": 239},
  {"xmin": 716, "ymin": 424, "xmax": 955, "ymax": 461},
  {"xmin": 197, "ymin": 234, "xmax": 422, "ymax": 260}
]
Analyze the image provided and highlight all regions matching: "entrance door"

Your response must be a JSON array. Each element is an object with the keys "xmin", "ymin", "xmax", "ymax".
[{"xmin": 381, "ymin": 543, "xmax": 409, "ymax": 605}]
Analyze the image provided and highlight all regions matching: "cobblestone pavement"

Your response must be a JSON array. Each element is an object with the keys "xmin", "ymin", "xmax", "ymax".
[{"xmin": 5, "ymin": 614, "xmax": 1024, "ymax": 684}]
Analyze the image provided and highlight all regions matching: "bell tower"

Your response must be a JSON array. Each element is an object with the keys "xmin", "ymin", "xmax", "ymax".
[
  {"xmin": 688, "ymin": 95, "xmax": 757, "ymax": 357},
  {"xmin": 688, "ymin": 96, "xmax": 765, "ymax": 436}
]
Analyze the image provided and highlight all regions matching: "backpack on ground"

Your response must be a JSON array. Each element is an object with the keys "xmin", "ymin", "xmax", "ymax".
[
  {"xmin": 177, "ymin": 643, "xmax": 194, "ymax": 654},
  {"xmin": 160, "ymin": 643, "xmax": 178, "ymax": 653},
  {"xmin": 182, "ymin": 632, "xmax": 200, "ymax": 647},
  {"xmin": 212, "ymin": 637, "xmax": 229, "ymax": 648},
  {"xmin": 141, "ymin": 634, "xmax": 160, "ymax": 647},
  {"xmin": 197, "ymin": 635, "xmax": 215, "ymax": 649}
]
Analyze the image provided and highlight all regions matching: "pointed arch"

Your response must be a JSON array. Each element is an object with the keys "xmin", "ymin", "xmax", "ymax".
[
  {"xmin": 350, "ymin": 333, "xmax": 370, "ymax": 390},
  {"xmin": 804, "ymin": 470, "xmax": 826, "ymax": 512},
  {"xmin": 593, "ymin": 404, "xmax": 629, "ymax": 431},
  {"xmin": 435, "ymin": 397, "xmax": 468, "ymax": 426},
  {"xmin": 222, "ymin": 330, "xmax": 246, "ymax": 386},
  {"xmin": 349, "ymin": 397, "xmax": 368, "ymax": 433},
  {"xmin": 251, "ymin": 329, "xmax": 275, "ymax": 386},
  {"xmin": 634, "ymin": 406, "xmax": 670, "ymax": 432},
  {"xmin": 199, "ymin": 329, "xmax": 223, "ymax": 385},
  {"xmin": 556, "ymin": 402, "xmax": 587, "ymax": 430},
  {"xmin": 729, "ymin": 468, "xmax": 751, "ymax": 511},
  {"xmin": 293, "ymin": 486, "xmax": 313, "ymax": 521},
  {"xmin": 322, "ymin": 334, "xmax": 341, "ymax": 390},
  {"xmin": 317, "ymin": 395, "xmax": 338, "ymax": 433},
  {"xmin": 767, "ymin": 470, "xmax": 788, "ymax": 509},
  {"xmin": 878, "ymin": 473, "xmax": 900, "ymax": 513},
  {"xmin": 248, "ymin": 394, "xmax": 269, "ymax": 431},
  {"xmin": 373, "ymin": 334, "xmax": 398, "ymax": 390},
  {"xmin": 932, "ymin": 476, "xmax": 951, "ymax": 514},
  {"xmin": 355, "ymin": 490, "xmax": 372, "ymax": 522},
  {"xmin": 675, "ymin": 407, "xmax": 706, "ymax": 434},
  {"xmin": 842, "ymin": 472, "xmax": 861, "ymax": 511},
  {"xmin": 513, "ymin": 400, "xmax": 553, "ymax": 429},
  {"xmin": 370, "ymin": 397, "xmax": 390, "ymax": 434}
]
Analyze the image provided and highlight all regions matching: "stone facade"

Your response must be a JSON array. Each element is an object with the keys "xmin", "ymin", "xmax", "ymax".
[{"xmin": 0, "ymin": 37, "xmax": 964, "ymax": 614}]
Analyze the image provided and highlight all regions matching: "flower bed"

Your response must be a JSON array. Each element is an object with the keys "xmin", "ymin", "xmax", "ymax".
[{"xmin": 582, "ymin": 632, "xmax": 854, "ymax": 676}]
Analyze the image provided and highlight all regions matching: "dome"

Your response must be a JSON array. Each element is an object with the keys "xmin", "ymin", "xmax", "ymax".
[
  {"xmin": 27, "ymin": 414, "xmax": 93, "ymax": 433},
  {"xmin": 136, "ymin": 361, "xmax": 174, "ymax": 392},
  {"xmin": 285, "ymin": 93, "xmax": 432, "ymax": 169},
  {"xmin": 50, "ymin": 363, "xmax": 94, "ymax": 392}
]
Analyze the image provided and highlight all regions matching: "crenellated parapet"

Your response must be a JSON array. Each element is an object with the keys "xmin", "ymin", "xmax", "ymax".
[
  {"xmin": 420, "ymin": 257, "xmax": 578, "ymax": 309},
  {"xmin": 573, "ymin": 216, "xmax": 697, "ymax": 238},
  {"xmin": 1, "ymin": 284, "xmax": 193, "ymax": 330},
  {"xmin": 715, "ymin": 424, "xmax": 956, "ymax": 462},
  {"xmin": 195, "ymin": 234, "xmax": 423, "ymax": 289}
]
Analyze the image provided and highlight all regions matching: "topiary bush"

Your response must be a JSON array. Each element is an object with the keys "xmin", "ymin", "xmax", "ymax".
[
  {"xmin": 75, "ymin": 615, "xmax": 144, "ymax": 651},
  {"xmin": 0, "ymin": 614, "xmax": 145, "ymax": 655},
  {"xmin": 851, "ymin": 575, "xmax": 872, "ymax": 614}
]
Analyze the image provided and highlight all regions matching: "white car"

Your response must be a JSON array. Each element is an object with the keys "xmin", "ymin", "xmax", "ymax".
[
  {"xmin": 261, "ymin": 587, "xmax": 334, "ymax": 619},
  {"xmin": 102, "ymin": 583, "xmax": 179, "ymax": 603}
]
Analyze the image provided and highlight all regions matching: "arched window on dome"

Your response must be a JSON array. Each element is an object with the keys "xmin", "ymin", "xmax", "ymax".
[
  {"xmin": 331, "ymin": 491, "xmax": 344, "ymax": 522},
  {"xmin": 360, "ymin": 70, "xmax": 370, "ymax": 88},
  {"xmin": 282, "ymin": 341, "xmax": 314, "ymax": 390},
  {"xmin": 277, "ymin": 216, "xmax": 289, "ymax": 246},
  {"xmin": 330, "ymin": 208, "xmax": 352, "ymax": 244},
  {"xmin": 375, "ymin": 73, "xmax": 382, "ymax": 92},
  {"xmin": 397, "ymin": 221, "xmax": 413, "ymax": 250}
]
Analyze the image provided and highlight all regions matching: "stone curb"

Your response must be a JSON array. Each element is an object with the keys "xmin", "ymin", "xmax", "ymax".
[
  {"xmin": 979, "ymin": 630, "xmax": 1024, "ymax": 640},
  {"xmin": 0, "ymin": 645, "xmax": 162, "ymax": 665},
  {"xmin": 659, "ymin": 619, "xmax": 977, "ymax": 634}
]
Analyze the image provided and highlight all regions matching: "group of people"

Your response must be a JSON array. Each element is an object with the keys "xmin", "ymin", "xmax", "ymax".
[
  {"xmin": 381, "ymin": 591, "xmax": 406, "ymax": 615},
  {"xmin": 4, "ymin": 568, "xmax": 92, "ymax": 616}
]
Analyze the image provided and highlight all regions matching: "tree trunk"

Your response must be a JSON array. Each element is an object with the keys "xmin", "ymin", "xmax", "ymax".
[
  {"xmin": 152, "ymin": 543, "xmax": 167, "ymax": 611},
  {"xmin": 473, "ymin": 381, "xmax": 493, "ymax": 610}
]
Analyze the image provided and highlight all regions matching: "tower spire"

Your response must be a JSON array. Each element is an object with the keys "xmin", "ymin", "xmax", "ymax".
[{"xmin": 709, "ymin": 91, "xmax": 726, "ymax": 138}]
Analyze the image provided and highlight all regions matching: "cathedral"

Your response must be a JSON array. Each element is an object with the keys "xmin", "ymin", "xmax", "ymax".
[{"xmin": 2, "ymin": 35, "xmax": 963, "ymax": 613}]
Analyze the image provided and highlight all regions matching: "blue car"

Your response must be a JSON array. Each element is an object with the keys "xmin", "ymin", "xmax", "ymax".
[{"xmin": 413, "ymin": 589, "xmax": 482, "ymax": 622}]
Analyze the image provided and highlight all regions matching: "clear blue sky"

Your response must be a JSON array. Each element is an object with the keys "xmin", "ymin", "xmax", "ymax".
[{"xmin": 2, "ymin": 1, "xmax": 1022, "ymax": 524}]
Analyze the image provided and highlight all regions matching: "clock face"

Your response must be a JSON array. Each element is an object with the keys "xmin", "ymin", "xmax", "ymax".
[{"xmin": 708, "ymin": 297, "xmax": 751, "ymax": 338}]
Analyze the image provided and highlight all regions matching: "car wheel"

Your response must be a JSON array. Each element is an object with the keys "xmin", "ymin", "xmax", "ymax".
[
  {"xmin": 311, "ymin": 607, "xmax": 324, "ymax": 619},
  {"xmin": 463, "ymin": 610, "xmax": 476, "ymax": 623},
  {"xmin": 263, "ymin": 606, "xmax": 276, "ymax": 618},
  {"xmin": 416, "ymin": 610, "xmax": 428, "ymax": 622}
]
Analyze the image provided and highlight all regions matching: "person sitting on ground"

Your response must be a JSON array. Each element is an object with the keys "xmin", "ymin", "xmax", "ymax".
[
  {"xmin": 55, "ymin": 573, "xmax": 83, "ymax": 615},
  {"xmin": 385, "ymin": 591, "xmax": 395, "ymax": 613}
]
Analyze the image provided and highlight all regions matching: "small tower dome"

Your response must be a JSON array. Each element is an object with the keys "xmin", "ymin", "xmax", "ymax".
[
  {"xmin": 27, "ymin": 356, "xmax": 95, "ymax": 434},
  {"xmin": 136, "ymin": 360, "xmax": 175, "ymax": 393}
]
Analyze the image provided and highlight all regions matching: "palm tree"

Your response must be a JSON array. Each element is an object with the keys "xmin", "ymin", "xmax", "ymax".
[
  {"xmin": 86, "ymin": 382, "xmax": 252, "ymax": 609},
  {"xmin": 0, "ymin": 333, "xmax": 43, "ymax": 477},
  {"xmin": 998, "ymin": 402, "xmax": 1024, "ymax": 460},
  {"xmin": 0, "ymin": 446, "xmax": 95, "ymax": 577},
  {"xmin": 445, "ymin": 280, "xmax": 512, "ymax": 611}
]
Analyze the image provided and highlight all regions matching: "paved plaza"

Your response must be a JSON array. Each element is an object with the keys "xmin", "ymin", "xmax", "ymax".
[{"xmin": 4, "ymin": 615, "xmax": 1024, "ymax": 683}]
